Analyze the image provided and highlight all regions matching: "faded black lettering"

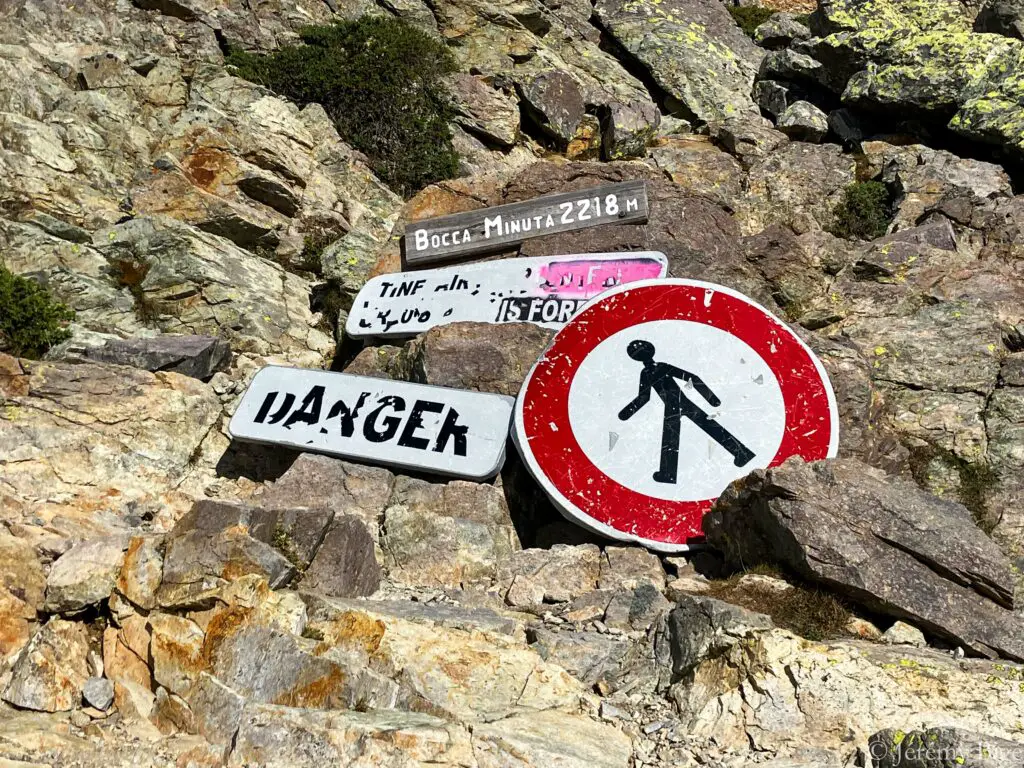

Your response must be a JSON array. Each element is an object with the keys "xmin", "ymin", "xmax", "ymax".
[
  {"xmin": 255, "ymin": 391, "xmax": 280, "ymax": 423},
  {"xmin": 283, "ymin": 386, "xmax": 325, "ymax": 428},
  {"xmin": 434, "ymin": 407, "xmax": 468, "ymax": 456},
  {"xmin": 262, "ymin": 392, "xmax": 296, "ymax": 425},
  {"xmin": 363, "ymin": 396, "xmax": 406, "ymax": 442},
  {"xmin": 398, "ymin": 399, "xmax": 444, "ymax": 449},
  {"xmin": 322, "ymin": 391, "xmax": 370, "ymax": 436}
]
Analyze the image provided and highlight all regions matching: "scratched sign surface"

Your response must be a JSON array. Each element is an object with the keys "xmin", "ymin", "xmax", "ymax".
[
  {"xmin": 230, "ymin": 367, "xmax": 515, "ymax": 479},
  {"xmin": 404, "ymin": 180, "xmax": 649, "ymax": 265},
  {"xmin": 513, "ymin": 279, "xmax": 840, "ymax": 553},
  {"xmin": 346, "ymin": 252, "xmax": 668, "ymax": 339}
]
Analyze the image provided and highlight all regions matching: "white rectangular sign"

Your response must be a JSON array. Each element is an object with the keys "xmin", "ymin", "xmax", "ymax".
[
  {"xmin": 346, "ymin": 251, "xmax": 668, "ymax": 339},
  {"xmin": 228, "ymin": 367, "xmax": 515, "ymax": 480}
]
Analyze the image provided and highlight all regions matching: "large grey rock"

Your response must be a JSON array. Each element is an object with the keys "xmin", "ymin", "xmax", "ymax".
[
  {"xmin": 382, "ymin": 477, "xmax": 519, "ymax": 589},
  {"xmin": 648, "ymin": 135, "xmax": 745, "ymax": 209},
  {"xmin": 472, "ymin": 710, "xmax": 633, "ymax": 768},
  {"xmin": 603, "ymin": 583, "xmax": 672, "ymax": 632},
  {"xmin": 705, "ymin": 457, "xmax": 1024, "ymax": 660},
  {"xmin": 94, "ymin": 216, "xmax": 332, "ymax": 364},
  {"xmin": 736, "ymin": 142, "xmax": 856, "ymax": 234},
  {"xmin": 870, "ymin": 727, "xmax": 1024, "ymax": 768},
  {"xmin": 157, "ymin": 500, "xmax": 309, "ymax": 607},
  {"xmin": 754, "ymin": 13, "xmax": 811, "ymax": 49},
  {"xmin": 498, "ymin": 544, "xmax": 602, "ymax": 603},
  {"xmin": 593, "ymin": 0, "xmax": 762, "ymax": 123},
  {"xmin": 229, "ymin": 705, "xmax": 474, "ymax": 767},
  {"xmin": 519, "ymin": 70, "xmax": 587, "ymax": 148},
  {"xmin": 0, "ymin": 356, "xmax": 221, "ymax": 541},
  {"xmin": 401, "ymin": 322, "xmax": 554, "ymax": 398},
  {"xmin": 44, "ymin": 536, "xmax": 128, "ymax": 613},
  {"xmin": 602, "ymin": 100, "xmax": 661, "ymax": 159},
  {"xmin": 599, "ymin": 546, "xmax": 667, "ymax": 591},
  {"xmin": 2, "ymin": 619, "xmax": 90, "ymax": 712},
  {"xmin": 300, "ymin": 514, "xmax": 381, "ymax": 598},
  {"xmin": 753, "ymin": 80, "xmax": 795, "ymax": 118},
  {"xmin": 210, "ymin": 624, "xmax": 396, "ymax": 711},
  {"xmin": 711, "ymin": 116, "xmax": 790, "ymax": 165},
  {"xmin": 82, "ymin": 677, "xmax": 114, "ymax": 711},
  {"xmin": 861, "ymin": 141, "xmax": 1011, "ymax": 228},
  {"xmin": 447, "ymin": 73, "xmax": 520, "ymax": 147},
  {"xmin": 303, "ymin": 594, "xmax": 521, "ymax": 637},
  {"xmin": 777, "ymin": 101, "xmax": 829, "ymax": 143},
  {"xmin": 671, "ymin": 626, "xmax": 1024, "ymax": 756},
  {"xmin": 529, "ymin": 629, "xmax": 631, "ymax": 686},
  {"xmin": 976, "ymin": 0, "xmax": 1024, "ymax": 38},
  {"xmin": 259, "ymin": 454, "xmax": 395, "ymax": 540},
  {"xmin": 667, "ymin": 594, "xmax": 773, "ymax": 678},
  {"xmin": 79, "ymin": 334, "xmax": 230, "ymax": 380},
  {"xmin": 190, "ymin": 671, "xmax": 246, "ymax": 747}
]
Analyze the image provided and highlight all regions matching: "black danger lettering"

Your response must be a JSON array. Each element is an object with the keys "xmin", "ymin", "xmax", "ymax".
[{"xmin": 255, "ymin": 388, "xmax": 469, "ymax": 457}]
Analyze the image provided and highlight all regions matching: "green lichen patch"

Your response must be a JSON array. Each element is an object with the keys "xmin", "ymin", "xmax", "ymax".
[{"xmin": 727, "ymin": 5, "xmax": 775, "ymax": 38}]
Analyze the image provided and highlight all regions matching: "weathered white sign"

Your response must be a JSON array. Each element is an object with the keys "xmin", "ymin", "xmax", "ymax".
[
  {"xmin": 346, "ymin": 252, "xmax": 668, "ymax": 339},
  {"xmin": 229, "ymin": 367, "xmax": 515, "ymax": 480},
  {"xmin": 404, "ymin": 180, "xmax": 649, "ymax": 265}
]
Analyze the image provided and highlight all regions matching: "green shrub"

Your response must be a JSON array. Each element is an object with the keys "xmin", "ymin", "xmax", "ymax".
[
  {"xmin": 0, "ymin": 265, "xmax": 74, "ymax": 359},
  {"xmin": 227, "ymin": 16, "xmax": 460, "ymax": 197},
  {"xmin": 829, "ymin": 181, "xmax": 893, "ymax": 240},
  {"xmin": 728, "ymin": 5, "xmax": 776, "ymax": 37}
]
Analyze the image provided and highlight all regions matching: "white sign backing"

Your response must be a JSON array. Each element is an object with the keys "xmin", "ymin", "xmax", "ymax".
[
  {"xmin": 346, "ymin": 252, "xmax": 668, "ymax": 339},
  {"xmin": 229, "ymin": 367, "xmax": 514, "ymax": 480}
]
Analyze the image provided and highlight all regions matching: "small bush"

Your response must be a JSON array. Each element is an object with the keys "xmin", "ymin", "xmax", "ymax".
[
  {"xmin": 0, "ymin": 265, "xmax": 74, "ymax": 359},
  {"xmin": 227, "ymin": 17, "xmax": 460, "ymax": 197},
  {"xmin": 728, "ymin": 5, "xmax": 776, "ymax": 37},
  {"xmin": 829, "ymin": 181, "xmax": 893, "ymax": 240}
]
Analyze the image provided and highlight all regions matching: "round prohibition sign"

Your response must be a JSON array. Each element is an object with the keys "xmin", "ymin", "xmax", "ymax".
[{"xmin": 513, "ymin": 278, "xmax": 839, "ymax": 552}]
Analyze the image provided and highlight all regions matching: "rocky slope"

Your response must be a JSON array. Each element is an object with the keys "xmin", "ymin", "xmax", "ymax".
[{"xmin": 2, "ymin": 0, "xmax": 1024, "ymax": 766}]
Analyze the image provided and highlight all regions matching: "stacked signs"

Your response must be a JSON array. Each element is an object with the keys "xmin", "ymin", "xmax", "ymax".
[
  {"xmin": 230, "ymin": 181, "xmax": 655, "ymax": 482},
  {"xmin": 230, "ymin": 179, "xmax": 840, "ymax": 548}
]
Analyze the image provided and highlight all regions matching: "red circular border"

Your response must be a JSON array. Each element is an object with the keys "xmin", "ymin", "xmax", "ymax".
[{"xmin": 520, "ymin": 282, "xmax": 835, "ymax": 548}]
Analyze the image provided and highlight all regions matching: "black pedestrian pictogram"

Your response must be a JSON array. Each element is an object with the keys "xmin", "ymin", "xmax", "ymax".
[{"xmin": 618, "ymin": 340, "xmax": 755, "ymax": 483}]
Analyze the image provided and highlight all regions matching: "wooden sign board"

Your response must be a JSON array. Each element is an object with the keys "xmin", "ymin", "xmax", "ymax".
[
  {"xmin": 404, "ymin": 181, "xmax": 649, "ymax": 266},
  {"xmin": 514, "ymin": 279, "xmax": 839, "ymax": 553},
  {"xmin": 229, "ymin": 367, "xmax": 515, "ymax": 480},
  {"xmin": 346, "ymin": 251, "xmax": 668, "ymax": 339}
]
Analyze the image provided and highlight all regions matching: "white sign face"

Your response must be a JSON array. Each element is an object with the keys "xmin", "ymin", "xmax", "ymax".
[
  {"xmin": 345, "ymin": 252, "xmax": 667, "ymax": 339},
  {"xmin": 229, "ymin": 367, "xmax": 515, "ymax": 480},
  {"xmin": 567, "ymin": 319, "xmax": 787, "ymax": 503},
  {"xmin": 514, "ymin": 279, "xmax": 839, "ymax": 553}
]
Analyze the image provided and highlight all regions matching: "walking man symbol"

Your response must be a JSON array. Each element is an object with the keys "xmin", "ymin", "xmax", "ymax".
[{"xmin": 618, "ymin": 340, "xmax": 756, "ymax": 484}]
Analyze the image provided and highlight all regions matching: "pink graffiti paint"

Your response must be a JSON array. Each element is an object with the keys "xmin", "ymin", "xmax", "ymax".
[{"xmin": 536, "ymin": 258, "xmax": 664, "ymax": 298}]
